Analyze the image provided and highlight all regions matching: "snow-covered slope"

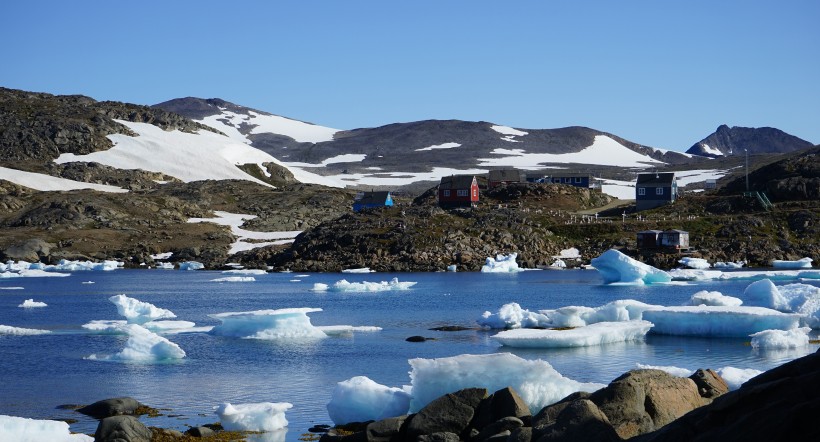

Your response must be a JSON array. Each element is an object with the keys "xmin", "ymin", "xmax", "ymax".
[
  {"xmin": 0, "ymin": 166, "xmax": 128, "ymax": 193},
  {"xmin": 54, "ymin": 121, "xmax": 342, "ymax": 188},
  {"xmin": 199, "ymin": 109, "xmax": 340, "ymax": 144}
]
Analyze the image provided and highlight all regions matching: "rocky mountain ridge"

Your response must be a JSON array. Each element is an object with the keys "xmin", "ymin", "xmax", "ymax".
[{"xmin": 686, "ymin": 124, "xmax": 813, "ymax": 158}]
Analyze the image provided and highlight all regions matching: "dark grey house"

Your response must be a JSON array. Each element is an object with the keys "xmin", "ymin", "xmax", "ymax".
[
  {"xmin": 488, "ymin": 169, "xmax": 526, "ymax": 188},
  {"xmin": 636, "ymin": 172, "xmax": 677, "ymax": 211}
]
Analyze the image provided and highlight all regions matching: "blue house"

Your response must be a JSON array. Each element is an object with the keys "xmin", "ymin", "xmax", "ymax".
[
  {"xmin": 353, "ymin": 191, "xmax": 394, "ymax": 212},
  {"xmin": 546, "ymin": 173, "xmax": 595, "ymax": 189},
  {"xmin": 636, "ymin": 172, "xmax": 677, "ymax": 211}
]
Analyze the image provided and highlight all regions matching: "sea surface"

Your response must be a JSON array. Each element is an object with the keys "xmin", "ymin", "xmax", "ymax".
[{"xmin": 1, "ymin": 269, "xmax": 817, "ymax": 440}]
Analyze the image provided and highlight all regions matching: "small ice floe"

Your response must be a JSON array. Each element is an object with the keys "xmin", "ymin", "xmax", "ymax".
[
  {"xmin": 0, "ymin": 269, "xmax": 71, "ymax": 278},
  {"xmin": 86, "ymin": 324, "xmax": 186, "ymax": 362},
  {"xmin": 481, "ymin": 253, "xmax": 524, "ymax": 273},
  {"xmin": 18, "ymin": 299, "xmax": 47, "ymax": 308},
  {"xmin": 82, "ymin": 320, "xmax": 202, "ymax": 335},
  {"xmin": 210, "ymin": 276, "xmax": 256, "ymax": 282},
  {"xmin": 666, "ymin": 269, "xmax": 724, "ymax": 281},
  {"xmin": 289, "ymin": 279, "xmax": 301, "ymax": 282},
  {"xmin": 491, "ymin": 320, "xmax": 654, "ymax": 348},
  {"xmin": 642, "ymin": 306, "xmax": 800, "ymax": 337},
  {"xmin": 686, "ymin": 290, "xmax": 743, "ymax": 307},
  {"xmin": 209, "ymin": 308, "xmax": 327, "ymax": 341},
  {"xmin": 635, "ymin": 364, "xmax": 760, "ymax": 391},
  {"xmin": 178, "ymin": 261, "xmax": 204, "ymax": 271},
  {"xmin": 48, "ymin": 259, "xmax": 123, "ymax": 271},
  {"xmin": 590, "ymin": 249, "xmax": 671, "ymax": 284},
  {"xmin": 296, "ymin": 274, "xmax": 310, "ymax": 278},
  {"xmin": 327, "ymin": 376, "xmax": 412, "ymax": 425},
  {"xmin": 550, "ymin": 259, "xmax": 567, "ymax": 269},
  {"xmin": 311, "ymin": 278, "xmax": 416, "ymax": 292},
  {"xmin": 447, "ymin": 264, "xmax": 457, "ymax": 272},
  {"xmin": 713, "ymin": 261, "xmax": 745, "ymax": 270},
  {"xmin": 0, "ymin": 325, "xmax": 51, "ymax": 336},
  {"xmin": 215, "ymin": 402, "xmax": 292, "ymax": 432},
  {"xmin": 0, "ymin": 286, "xmax": 24, "ymax": 290},
  {"xmin": 155, "ymin": 262, "xmax": 175, "ymax": 270},
  {"xmin": 81, "ymin": 281, "xmax": 95, "ymax": 284},
  {"xmin": 342, "ymin": 267, "xmax": 374, "ymax": 273},
  {"xmin": 750, "ymin": 327, "xmax": 811, "ymax": 349},
  {"xmin": 477, "ymin": 302, "xmax": 551, "ymax": 329},
  {"xmin": 222, "ymin": 269, "xmax": 267, "ymax": 275},
  {"xmin": 678, "ymin": 257, "xmax": 710, "ymax": 269},
  {"xmin": 0, "ymin": 414, "xmax": 93, "ymax": 441},
  {"xmin": 772, "ymin": 257, "xmax": 813, "ymax": 269},
  {"xmin": 408, "ymin": 353, "xmax": 605, "ymax": 413},
  {"xmin": 554, "ymin": 247, "xmax": 581, "ymax": 259},
  {"xmin": 109, "ymin": 294, "xmax": 176, "ymax": 324},
  {"xmin": 317, "ymin": 325, "xmax": 382, "ymax": 336},
  {"xmin": 151, "ymin": 252, "xmax": 173, "ymax": 260}
]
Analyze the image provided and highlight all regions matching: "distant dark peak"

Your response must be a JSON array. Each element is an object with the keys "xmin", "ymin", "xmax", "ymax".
[
  {"xmin": 685, "ymin": 124, "xmax": 813, "ymax": 157},
  {"xmin": 716, "ymin": 124, "xmax": 731, "ymax": 132}
]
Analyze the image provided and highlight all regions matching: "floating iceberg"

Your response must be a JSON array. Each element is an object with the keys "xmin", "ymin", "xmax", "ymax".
[
  {"xmin": 481, "ymin": 253, "xmax": 523, "ymax": 273},
  {"xmin": 686, "ymin": 290, "xmax": 743, "ymax": 307},
  {"xmin": 742, "ymin": 279, "xmax": 820, "ymax": 328},
  {"xmin": 550, "ymin": 259, "xmax": 567, "ymax": 269},
  {"xmin": 491, "ymin": 320, "xmax": 654, "ymax": 348},
  {"xmin": 48, "ymin": 259, "xmax": 122, "ymax": 271},
  {"xmin": 215, "ymin": 402, "xmax": 292, "ymax": 432},
  {"xmin": 447, "ymin": 264, "xmax": 457, "ymax": 272},
  {"xmin": 211, "ymin": 276, "xmax": 256, "ymax": 282},
  {"xmin": 634, "ymin": 364, "xmax": 761, "ymax": 390},
  {"xmin": 87, "ymin": 324, "xmax": 186, "ymax": 362},
  {"xmin": 326, "ymin": 376, "xmax": 412, "ymax": 425},
  {"xmin": 222, "ymin": 269, "xmax": 267, "ymax": 275},
  {"xmin": 0, "ymin": 414, "xmax": 93, "ymax": 442},
  {"xmin": 477, "ymin": 302, "xmax": 551, "ymax": 329},
  {"xmin": 342, "ymin": 267, "xmax": 374, "ymax": 273},
  {"xmin": 772, "ymin": 257, "xmax": 813, "ymax": 269},
  {"xmin": 18, "ymin": 299, "xmax": 47, "ymax": 308},
  {"xmin": 590, "ymin": 249, "xmax": 671, "ymax": 284},
  {"xmin": 178, "ymin": 261, "xmax": 204, "ymax": 271},
  {"xmin": 642, "ymin": 306, "xmax": 800, "ymax": 337},
  {"xmin": 155, "ymin": 262, "xmax": 175, "ymax": 270},
  {"xmin": 713, "ymin": 261, "xmax": 745, "ymax": 270},
  {"xmin": 0, "ymin": 325, "xmax": 51, "ymax": 336},
  {"xmin": 0, "ymin": 269, "xmax": 71, "ymax": 278},
  {"xmin": 667, "ymin": 268, "xmax": 724, "ymax": 281},
  {"xmin": 408, "ymin": 353, "xmax": 605, "ymax": 413},
  {"xmin": 109, "ymin": 294, "xmax": 176, "ymax": 324},
  {"xmin": 209, "ymin": 308, "xmax": 327, "ymax": 340},
  {"xmin": 317, "ymin": 325, "xmax": 382, "ymax": 336},
  {"xmin": 678, "ymin": 257, "xmax": 710, "ymax": 269},
  {"xmin": 750, "ymin": 327, "xmax": 811, "ymax": 349},
  {"xmin": 311, "ymin": 278, "xmax": 416, "ymax": 292},
  {"xmin": 82, "ymin": 320, "xmax": 201, "ymax": 335}
]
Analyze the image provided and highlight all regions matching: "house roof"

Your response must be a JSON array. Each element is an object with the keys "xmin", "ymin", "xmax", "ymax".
[
  {"xmin": 638, "ymin": 230, "xmax": 663, "ymax": 235},
  {"xmin": 355, "ymin": 191, "xmax": 391, "ymax": 205},
  {"xmin": 549, "ymin": 173, "xmax": 592, "ymax": 179},
  {"xmin": 662, "ymin": 229, "xmax": 689, "ymax": 234},
  {"xmin": 488, "ymin": 169, "xmax": 525, "ymax": 182},
  {"xmin": 636, "ymin": 172, "xmax": 676, "ymax": 186},
  {"xmin": 439, "ymin": 175, "xmax": 476, "ymax": 189}
]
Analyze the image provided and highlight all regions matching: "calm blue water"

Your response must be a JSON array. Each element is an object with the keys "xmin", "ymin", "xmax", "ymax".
[{"xmin": 1, "ymin": 269, "xmax": 817, "ymax": 439}]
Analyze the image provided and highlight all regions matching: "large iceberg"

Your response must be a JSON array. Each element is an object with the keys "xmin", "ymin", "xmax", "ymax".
[
  {"xmin": 87, "ymin": 324, "xmax": 186, "ymax": 362},
  {"xmin": 642, "ymin": 306, "xmax": 800, "ymax": 337},
  {"xmin": 109, "ymin": 294, "xmax": 176, "ymax": 324},
  {"xmin": 678, "ymin": 257, "xmax": 710, "ymax": 269},
  {"xmin": 590, "ymin": 249, "xmax": 671, "ymax": 284},
  {"xmin": 326, "ymin": 376, "xmax": 412, "ymax": 425},
  {"xmin": 215, "ymin": 402, "xmax": 292, "ymax": 432},
  {"xmin": 209, "ymin": 308, "xmax": 327, "ymax": 340},
  {"xmin": 408, "ymin": 353, "xmax": 604, "ymax": 413},
  {"xmin": 771, "ymin": 257, "xmax": 813, "ymax": 269},
  {"xmin": 0, "ymin": 415, "xmax": 93, "ymax": 442},
  {"xmin": 481, "ymin": 253, "xmax": 524, "ymax": 273},
  {"xmin": 478, "ymin": 300, "xmax": 658, "ymax": 329},
  {"xmin": 312, "ymin": 278, "xmax": 416, "ymax": 292},
  {"xmin": 491, "ymin": 320, "xmax": 653, "ymax": 348},
  {"xmin": 742, "ymin": 279, "xmax": 820, "ymax": 328},
  {"xmin": 750, "ymin": 327, "xmax": 811, "ymax": 349}
]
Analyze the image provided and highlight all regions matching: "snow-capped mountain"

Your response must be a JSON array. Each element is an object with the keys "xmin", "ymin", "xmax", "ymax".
[{"xmin": 686, "ymin": 124, "xmax": 814, "ymax": 158}]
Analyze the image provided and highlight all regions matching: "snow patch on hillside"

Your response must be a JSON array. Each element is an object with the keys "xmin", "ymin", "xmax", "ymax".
[
  {"xmin": 198, "ymin": 108, "xmax": 339, "ymax": 144},
  {"xmin": 478, "ymin": 135, "xmax": 664, "ymax": 169},
  {"xmin": 416, "ymin": 142, "xmax": 461, "ymax": 152},
  {"xmin": 674, "ymin": 169, "xmax": 728, "ymax": 187},
  {"xmin": 700, "ymin": 143, "xmax": 724, "ymax": 156},
  {"xmin": 0, "ymin": 166, "xmax": 128, "ymax": 193}
]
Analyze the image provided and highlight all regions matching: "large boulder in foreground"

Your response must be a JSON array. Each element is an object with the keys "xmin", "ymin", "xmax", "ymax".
[
  {"xmin": 95, "ymin": 415, "xmax": 151, "ymax": 442},
  {"xmin": 77, "ymin": 397, "xmax": 143, "ymax": 419},
  {"xmin": 634, "ymin": 349, "xmax": 820, "ymax": 441},
  {"xmin": 405, "ymin": 388, "xmax": 487, "ymax": 438}
]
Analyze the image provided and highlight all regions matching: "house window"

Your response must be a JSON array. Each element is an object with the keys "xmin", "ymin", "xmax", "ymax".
[
  {"xmin": 457, "ymin": 189, "xmax": 468, "ymax": 197},
  {"xmin": 638, "ymin": 188, "xmax": 646, "ymax": 196},
  {"xmin": 574, "ymin": 177, "xmax": 582, "ymax": 183},
  {"xmin": 553, "ymin": 178, "xmax": 561, "ymax": 183},
  {"xmin": 564, "ymin": 178, "xmax": 571, "ymax": 183},
  {"xmin": 443, "ymin": 190, "xmax": 450, "ymax": 197},
  {"xmin": 656, "ymin": 188, "xmax": 664, "ymax": 195}
]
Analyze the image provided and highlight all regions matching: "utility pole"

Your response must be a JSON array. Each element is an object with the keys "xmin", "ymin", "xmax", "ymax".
[{"xmin": 745, "ymin": 148, "xmax": 749, "ymax": 192}]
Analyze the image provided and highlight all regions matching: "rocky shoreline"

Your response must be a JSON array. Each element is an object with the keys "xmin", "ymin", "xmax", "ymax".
[{"xmin": 35, "ymin": 348, "xmax": 820, "ymax": 441}]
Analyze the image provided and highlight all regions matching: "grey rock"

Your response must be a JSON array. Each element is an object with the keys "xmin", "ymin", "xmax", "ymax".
[
  {"xmin": 366, "ymin": 415, "xmax": 407, "ymax": 442},
  {"xmin": 405, "ymin": 388, "xmax": 487, "ymax": 438},
  {"xmin": 185, "ymin": 426, "xmax": 215, "ymax": 437},
  {"xmin": 2, "ymin": 238, "xmax": 54, "ymax": 262},
  {"xmin": 508, "ymin": 426, "xmax": 533, "ymax": 442},
  {"xmin": 535, "ymin": 399, "xmax": 619, "ymax": 442},
  {"xmin": 417, "ymin": 432, "xmax": 460, "ymax": 442},
  {"xmin": 532, "ymin": 391, "xmax": 591, "ymax": 433},
  {"xmin": 484, "ymin": 430, "xmax": 512, "ymax": 442},
  {"xmin": 77, "ymin": 397, "xmax": 143, "ymax": 419},
  {"xmin": 689, "ymin": 368, "xmax": 729, "ymax": 399},
  {"xmin": 475, "ymin": 417, "xmax": 523, "ymax": 442},
  {"xmin": 94, "ymin": 415, "xmax": 151, "ymax": 442},
  {"xmin": 474, "ymin": 387, "xmax": 532, "ymax": 431}
]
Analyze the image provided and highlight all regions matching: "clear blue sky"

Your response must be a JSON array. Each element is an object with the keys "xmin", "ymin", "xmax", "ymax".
[{"xmin": 2, "ymin": 0, "xmax": 818, "ymax": 151}]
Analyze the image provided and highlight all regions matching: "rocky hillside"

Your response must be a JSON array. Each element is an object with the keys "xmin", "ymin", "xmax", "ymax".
[
  {"xmin": 686, "ymin": 124, "xmax": 813, "ymax": 158},
  {"xmin": 720, "ymin": 146, "xmax": 819, "ymax": 201}
]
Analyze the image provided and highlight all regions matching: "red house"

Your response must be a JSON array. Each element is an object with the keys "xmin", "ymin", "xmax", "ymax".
[{"xmin": 438, "ymin": 175, "xmax": 479, "ymax": 208}]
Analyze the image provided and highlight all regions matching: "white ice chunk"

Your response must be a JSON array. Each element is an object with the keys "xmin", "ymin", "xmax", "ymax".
[
  {"xmin": 555, "ymin": 247, "xmax": 581, "ymax": 259},
  {"xmin": 342, "ymin": 267, "xmax": 375, "ymax": 273},
  {"xmin": 312, "ymin": 283, "xmax": 329, "ymax": 291},
  {"xmin": 109, "ymin": 294, "xmax": 176, "ymax": 324},
  {"xmin": 317, "ymin": 278, "xmax": 417, "ymax": 292},
  {"xmin": 550, "ymin": 259, "xmax": 567, "ymax": 269},
  {"xmin": 317, "ymin": 325, "xmax": 382, "ymax": 336},
  {"xmin": 178, "ymin": 261, "xmax": 204, "ymax": 271},
  {"xmin": 0, "ymin": 325, "xmax": 51, "ymax": 336},
  {"xmin": 590, "ymin": 249, "xmax": 671, "ymax": 284},
  {"xmin": 771, "ymin": 257, "xmax": 813, "ymax": 269},
  {"xmin": 0, "ymin": 269, "xmax": 71, "ymax": 278},
  {"xmin": 750, "ymin": 327, "xmax": 811, "ymax": 349},
  {"xmin": 713, "ymin": 261, "xmax": 745, "ymax": 270},
  {"xmin": 409, "ymin": 353, "xmax": 605, "ymax": 413},
  {"xmin": 491, "ymin": 320, "xmax": 653, "ymax": 348},
  {"xmin": 668, "ymin": 269, "xmax": 725, "ymax": 281},
  {"xmin": 447, "ymin": 264, "xmax": 457, "ymax": 272},
  {"xmin": 88, "ymin": 324, "xmax": 186, "ymax": 362},
  {"xmin": 156, "ymin": 262, "xmax": 175, "ymax": 270},
  {"xmin": 209, "ymin": 308, "xmax": 327, "ymax": 341},
  {"xmin": 481, "ymin": 253, "xmax": 523, "ymax": 273},
  {"xmin": 211, "ymin": 277, "xmax": 256, "ymax": 282},
  {"xmin": 635, "ymin": 363, "xmax": 693, "ymax": 378},
  {"xmin": 215, "ymin": 402, "xmax": 292, "ymax": 432},
  {"xmin": 742, "ymin": 279, "xmax": 789, "ymax": 310},
  {"xmin": 741, "ymin": 280, "xmax": 820, "ymax": 327},
  {"xmin": 477, "ymin": 302, "xmax": 551, "ymax": 329},
  {"xmin": 686, "ymin": 290, "xmax": 743, "ymax": 307},
  {"xmin": 18, "ymin": 299, "xmax": 47, "ymax": 308},
  {"xmin": 222, "ymin": 269, "xmax": 267, "ymax": 275},
  {"xmin": 542, "ymin": 299, "xmax": 659, "ymax": 328},
  {"xmin": 716, "ymin": 366, "xmax": 762, "ymax": 390},
  {"xmin": 0, "ymin": 414, "xmax": 93, "ymax": 442},
  {"xmin": 326, "ymin": 376, "xmax": 412, "ymax": 425},
  {"xmin": 678, "ymin": 257, "xmax": 710, "ymax": 269},
  {"xmin": 642, "ymin": 306, "xmax": 800, "ymax": 337}
]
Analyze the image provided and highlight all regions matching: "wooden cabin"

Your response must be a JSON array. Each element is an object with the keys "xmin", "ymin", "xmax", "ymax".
[
  {"xmin": 547, "ymin": 173, "xmax": 594, "ymax": 188},
  {"xmin": 636, "ymin": 172, "xmax": 677, "ymax": 211},
  {"xmin": 637, "ymin": 230, "xmax": 663, "ymax": 249},
  {"xmin": 353, "ymin": 191, "xmax": 394, "ymax": 212},
  {"xmin": 438, "ymin": 175, "xmax": 479, "ymax": 208},
  {"xmin": 658, "ymin": 229, "xmax": 690, "ymax": 251},
  {"xmin": 488, "ymin": 169, "xmax": 526, "ymax": 188}
]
